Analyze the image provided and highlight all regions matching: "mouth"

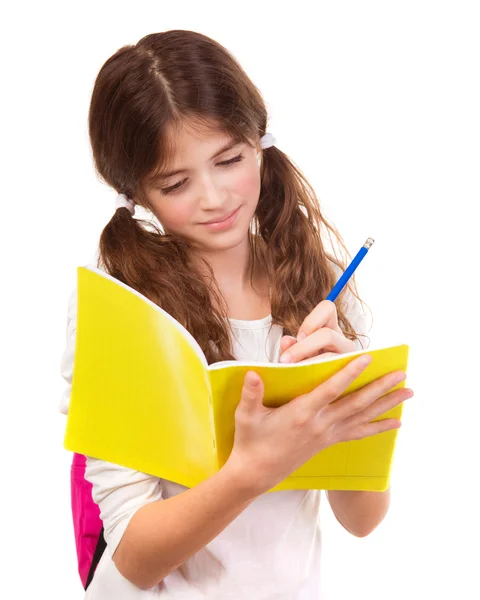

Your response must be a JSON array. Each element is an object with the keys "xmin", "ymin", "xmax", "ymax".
[{"xmin": 200, "ymin": 207, "xmax": 240, "ymax": 225}]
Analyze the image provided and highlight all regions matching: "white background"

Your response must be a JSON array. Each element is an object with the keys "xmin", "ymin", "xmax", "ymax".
[{"xmin": 2, "ymin": 1, "xmax": 479, "ymax": 598}]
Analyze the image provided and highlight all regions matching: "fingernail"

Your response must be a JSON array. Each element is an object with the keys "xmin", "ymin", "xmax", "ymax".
[
  {"xmin": 393, "ymin": 372, "xmax": 407, "ymax": 385},
  {"xmin": 358, "ymin": 355, "xmax": 372, "ymax": 367},
  {"xmin": 280, "ymin": 352, "xmax": 292, "ymax": 363},
  {"xmin": 297, "ymin": 332, "xmax": 306, "ymax": 342}
]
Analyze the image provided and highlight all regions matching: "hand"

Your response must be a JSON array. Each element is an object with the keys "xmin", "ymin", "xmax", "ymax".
[
  {"xmin": 224, "ymin": 355, "xmax": 414, "ymax": 497},
  {"xmin": 279, "ymin": 300, "xmax": 356, "ymax": 363}
]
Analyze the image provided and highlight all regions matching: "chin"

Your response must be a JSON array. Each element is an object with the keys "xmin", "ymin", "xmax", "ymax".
[
  {"xmin": 190, "ymin": 223, "xmax": 250, "ymax": 251},
  {"xmin": 202, "ymin": 229, "xmax": 250, "ymax": 250}
]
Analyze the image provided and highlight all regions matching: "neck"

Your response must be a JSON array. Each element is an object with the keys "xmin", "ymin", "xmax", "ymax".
[
  {"xmin": 191, "ymin": 235, "xmax": 270, "ymax": 319},
  {"xmin": 193, "ymin": 236, "xmax": 254, "ymax": 293}
]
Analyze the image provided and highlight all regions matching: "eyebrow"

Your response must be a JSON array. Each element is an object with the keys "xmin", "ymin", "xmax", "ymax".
[{"xmin": 154, "ymin": 140, "xmax": 241, "ymax": 181}]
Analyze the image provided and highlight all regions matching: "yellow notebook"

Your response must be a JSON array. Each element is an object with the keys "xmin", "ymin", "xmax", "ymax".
[{"xmin": 64, "ymin": 266, "xmax": 410, "ymax": 493}]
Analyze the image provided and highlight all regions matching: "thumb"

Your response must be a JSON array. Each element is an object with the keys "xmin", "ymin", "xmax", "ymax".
[{"xmin": 240, "ymin": 371, "xmax": 264, "ymax": 412}]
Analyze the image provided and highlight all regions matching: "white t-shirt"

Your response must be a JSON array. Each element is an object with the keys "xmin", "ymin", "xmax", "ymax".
[{"xmin": 59, "ymin": 262, "xmax": 369, "ymax": 600}]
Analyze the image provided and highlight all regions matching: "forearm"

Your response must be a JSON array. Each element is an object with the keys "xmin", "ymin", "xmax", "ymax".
[
  {"xmin": 326, "ymin": 486, "xmax": 391, "ymax": 537},
  {"xmin": 113, "ymin": 464, "xmax": 259, "ymax": 590}
]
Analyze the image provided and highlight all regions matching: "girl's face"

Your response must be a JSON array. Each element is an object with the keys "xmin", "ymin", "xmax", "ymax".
[{"xmin": 143, "ymin": 122, "xmax": 262, "ymax": 253}]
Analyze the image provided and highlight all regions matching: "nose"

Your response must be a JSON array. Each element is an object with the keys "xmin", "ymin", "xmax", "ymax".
[{"xmin": 198, "ymin": 171, "xmax": 227, "ymax": 210}]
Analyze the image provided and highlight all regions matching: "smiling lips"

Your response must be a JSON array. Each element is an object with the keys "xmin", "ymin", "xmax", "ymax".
[
  {"xmin": 201, "ymin": 207, "xmax": 238, "ymax": 224},
  {"xmin": 199, "ymin": 206, "xmax": 241, "ymax": 230}
]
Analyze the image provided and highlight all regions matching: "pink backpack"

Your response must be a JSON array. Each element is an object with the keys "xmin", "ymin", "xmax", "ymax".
[{"xmin": 70, "ymin": 452, "xmax": 106, "ymax": 589}]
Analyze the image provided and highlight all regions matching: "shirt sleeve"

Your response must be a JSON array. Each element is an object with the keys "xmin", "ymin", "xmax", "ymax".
[
  {"xmin": 59, "ymin": 285, "xmax": 78, "ymax": 415},
  {"xmin": 59, "ymin": 262, "xmax": 165, "ymax": 557},
  {"xmin": 84, "ymin": 456, "xmax": 165, "ymax": 557},
  {"xmin": 59, "ymin": 248, "xmax": 101, "ymax": 415}
]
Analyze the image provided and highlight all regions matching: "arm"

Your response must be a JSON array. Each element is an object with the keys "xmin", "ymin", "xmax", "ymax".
[
  {"xmin": 113, "ymin": 464, "xmax": 258, "ymax": 589},
  {"xmin": 326, "ymin": 487, "xmax": 391, "ymax": 537}
]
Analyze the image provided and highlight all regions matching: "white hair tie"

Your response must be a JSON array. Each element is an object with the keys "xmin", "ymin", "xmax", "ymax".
[
  {"xmin": 115, "ymin": 193, "xmax": 135, "ymax": 215},
  {"xmin": 260, "ymin": 132, "xmax": 276, "ymax": 149}
]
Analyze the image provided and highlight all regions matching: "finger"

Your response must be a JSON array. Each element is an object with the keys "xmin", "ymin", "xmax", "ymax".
[
  {"xmin": 325, "ymin": 370, "xmax": 408, "ymax": 425},
  {"xmin": 297, "ymin": 300, "xmax": 342, "ymax": 341},
  {"xmin": 299, "ymin": 352, "xmax": 339, "ymax": 363},
  {"xmin": 342, "ymin": 418, "xmax": 402, "ymax": 443},
  {"xmin": 280, "ymin": 335, "xmax": 297, "ymax": 355},
  {"xmin": 341, "ymin": 387, "xmax": 413, "ymax": 430},
  {"xmin": 280, "ymin": 328, "xmax": 355, "ymax": 363},
  {"xmin": 302, "ymin": 354, "xmax": 373, "ymax": 413}
]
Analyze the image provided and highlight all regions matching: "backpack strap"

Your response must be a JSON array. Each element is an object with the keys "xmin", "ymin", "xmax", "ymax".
[{"xmin": 84, "ymin": 527, "xmax": 107, "ymax": 590}]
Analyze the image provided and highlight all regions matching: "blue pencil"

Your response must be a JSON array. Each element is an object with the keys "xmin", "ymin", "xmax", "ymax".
[{"xmin": 326, "ymin": 238, "xmax": 375, "ymax": 303}]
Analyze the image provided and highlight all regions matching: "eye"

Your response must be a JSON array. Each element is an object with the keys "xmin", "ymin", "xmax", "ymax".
[
  {"xmin": 218, "ymin": 153, "xmax": 245, "ymax": 167},
  {"xmin": 161, "ymin": 179, "xmax": 187, "ymax": 195},
  {"xmin": 160, "ymin": 153, "xmax": 245, "ymax": 195}
]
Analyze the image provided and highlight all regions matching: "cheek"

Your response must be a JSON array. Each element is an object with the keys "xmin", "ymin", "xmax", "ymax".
[
  {"xmin": 167, "ymin": 205, "xmax": 193, "ymax": 227},
  {"xmin": 154, "ymin": 200, "xmax": 195, "ymax": 230},
  {"xmin": 232, "ymin": 168, "xmax": 261, "ymax": 200}
]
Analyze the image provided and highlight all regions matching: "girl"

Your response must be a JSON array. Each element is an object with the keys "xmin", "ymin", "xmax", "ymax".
[{"xmin": 60, "ymin": 29, "xmax": 413, "ymax": 599}]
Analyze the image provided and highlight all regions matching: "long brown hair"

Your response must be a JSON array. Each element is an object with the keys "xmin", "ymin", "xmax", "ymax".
[{"xmin": 89, "ymin": 30, "xmax": 369, "ymax": 364}]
